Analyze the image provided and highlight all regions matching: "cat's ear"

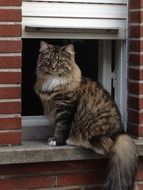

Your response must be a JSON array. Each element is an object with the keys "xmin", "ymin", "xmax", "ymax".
[
  {"xmin": 62, "ymin": 44, "xmax": 75, "ymax": 55},
  {"xmin": 40, "ymin": 41, "xmax": 53, "ymax": 52}
]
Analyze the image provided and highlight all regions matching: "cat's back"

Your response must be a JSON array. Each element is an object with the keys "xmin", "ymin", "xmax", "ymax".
[
  {"xmin": 79, "ymin": 77, "xmax": 111, "ymax": 102},
  {"xmin": 78, "ymin": 77, "xmax": 120, "ymax": 119}
]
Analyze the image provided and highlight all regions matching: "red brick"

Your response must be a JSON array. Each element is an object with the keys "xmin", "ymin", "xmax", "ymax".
[
  {"xmin": 0, "ymin": 162, "xmax": 106, "ymax": 190},
  {"xmin": 129, "ymin": 40, "xmax": 143, "ymax": 52},
  {"xmin": 129, "ymin": 1, "xmax": 143, "ymax": 9},
  {"xmin": 129, "ymin": 40, "xmax": 139, "ymax": 52},
  {"xmin": 0, "ymin": 162, "xmax": 78, "ymax": 176},
  {"xmin": 66, "ymin": 189, "xmax": 81, "ymax": 190},
  {"xmin": 128, "ymin": 82, "xmax": 143, "ymax": 95},
  {"xmin": 0, "ymin": 87, "xmax": 21, "ymax": 99},
  {"xmin": 0, "ymin": 176, "xmax": 55, "ymax": 190},
  {"xmin": 136, "ymin": 168, "xmax": 143, "ymax": 181},
  {"xmin": 138, "ymin": 158, "xmax": 143, "ymax": 168},
  {"xmin": 128, "ymin": 96, "xmax": 143, "ymax": 109},
  {"xmin": 84, "ymin": 187, "xmax": 102, "ymax": 190},
  {"xmin": 0, "ymin": 102, "xmax": 21, "ymax": 114},
  {"xmin": 127, "ymin": 123, "xmax": 143, "ymax": 137},
  {"xmin": 0, "ymin": 131, "xmax": 21, "ymax": 145},
  {"xmin": 57, "ymin": 173, "xmax": 105, "ymax": 187},
  {"xmin": 137, "ymin": 172, "xmax": 143, "ymax": 184},
  {"xmin": 138, "ymin": 126, "xmax": 143, "ymax": 136},
  {"xmin": 0, "ymin": 25, "xmax": 22, "ymax": 37},
  {"xmin": 0, "ymin": 9, "xmax": 21, "ymax": 22},
  {"xmin": 27, "ymin": 161, "xmax": 83, "ymax": 175},
  {"xmin": 127, "ymin": 123, "xmax": 139, "ymax": 136},
  {"xmin": 0, "ymin": 72, "xmax": 21, "ymax": 84},
  {"xmin": 0, "ymin": 56, "xmax": 21, "ymax": 68},
  {"xmin": 129, "ymin": 11, "xmax": 141, "ymax": 23},
  {"xmin": 128, "ymin": 110, "xmax": 143, "ymax": 124},
  {"xmin": 25, "ymin": 161, "xmax": 83, "ymax": 175},
  {"xmin": 141, "ymin": 25, "xmax": 143, "ymax": 37},
  {"xmin": 128, "ymin": 110, "xmax": 139, "ymax": 124},
  {"xmin": 0, "ymin": 117, "xmax": 21, "ymax": 130},
  {"xmin": 83, "ymin": 159, "xmax": 108, "ymax": 170},
  {"xmin": 129, "ymin": 68, "xmax": 139, "ymax": 80},
  {"xmin": 141, "ymin": 11, "xmax": 143, "ymax": 22},
  {"xmin": 0, "ymin": 0, "xmax": 22, "ymax": 6},
  {"xmin": 129, "ymin": 54, "xmax": 143, "ymax": 65},
  {"xmin": 136, "ymin": 184, "xmax": 143, "ymax": 190},
  {"xmin": 129, "ymin": 25, "xmax": 140, "ymax": 38},
  {"xmin": 0, "ymin": 40, "xmax": 22, "ymax": 53},
  {"xmin": 0, "ymin": 161, "xmax": 85, "ymax": 177},
  {"xmin": 129, "ymin": 68, "xmax": 143, "ymax": 80}
]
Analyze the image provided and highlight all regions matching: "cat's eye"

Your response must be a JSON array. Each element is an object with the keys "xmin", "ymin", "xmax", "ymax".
[
  {"xmin": 44, "ymin": 56, "xmax": 50, "ymax": 63},
  {"xmin": 58, "ymin": 60, "xmax": 62, "ymax": 64}
]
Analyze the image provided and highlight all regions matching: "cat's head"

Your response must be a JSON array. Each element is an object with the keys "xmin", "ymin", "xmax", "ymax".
[{"xmin": 37, "ymin": 41, "xmax": 79, "ymax": 77}]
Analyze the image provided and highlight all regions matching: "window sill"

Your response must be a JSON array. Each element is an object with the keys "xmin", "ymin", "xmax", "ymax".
[{"xmin": 0, "ymin": 139, "xmax": 142, "ymax": 165}]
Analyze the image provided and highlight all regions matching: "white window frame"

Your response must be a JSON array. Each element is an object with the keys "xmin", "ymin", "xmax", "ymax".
[
  {"xmin": 24, "ymin": 0, "xmax": 126, "ymax": 3},
  {"xmin": 98, "ymin": 40, "xmax": 127, "ymax": 126},
  {"xmin": 22, "ymin": 0, "xmax": 127, "ymax": 40},
  {"xmin": 22, "ymin": 0, "xmax": 128, "ymax": 140}
]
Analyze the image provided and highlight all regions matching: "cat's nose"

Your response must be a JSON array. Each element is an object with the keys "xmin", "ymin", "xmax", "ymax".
[{"xmin": 51, "ymin": 64, "xmax": 56, "ymax": 69}]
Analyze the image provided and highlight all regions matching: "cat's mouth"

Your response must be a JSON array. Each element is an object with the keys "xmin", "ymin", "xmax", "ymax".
[
  {"xmin": 50, "ymin": 63, "xmax": 59, "ymax": 70},
  {"xmin": 47, "ymin": 63, "xmax": 59, "ymax": 71}
]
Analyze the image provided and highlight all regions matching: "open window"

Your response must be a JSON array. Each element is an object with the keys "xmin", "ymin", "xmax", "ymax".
[{"xmin": 22, "ymin": 0, "xmax": 128, "ymax": 140}]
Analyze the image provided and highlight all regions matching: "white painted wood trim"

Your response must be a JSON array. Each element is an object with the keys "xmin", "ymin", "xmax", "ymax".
[
  {"xmin": 22, "ymin": 2, "xmax": 127, "ymax": 19},
  {"xmin": 114, "ymin": 41, "xmax": 127, "ymax": 128},
  {"xmin": 22, "ymin": 31, "xmax": 125, "ymax": 40},
  {"xmin": 23, "ymin": 0, "xmax": 127, "ymax": 4},
  {"xmin": 98, "ymin": 40, "xmax": 112, "ymax": 94},
  {"xmin": 22, "ymin": 115, "xmax": 51, "ymax": 127},
  {"xmin": 22, "ymin": 17, "xmax": 126, "ymax": 39},
  {"xmin": 98, "ymin": 40, "xmax": 127, "ymax": 127},
  {"xmin": 22, "ymin": 116, "xmax": 54, "ymax": 140},
  {"xmin": 24, "ymin": 26, "xmax": 122, "ymax": 39},
  {"xmin": 22, "ymin": 18, "xmax": 126, "ymax": 30},
  {"xmin": 22, "ymin": 0, "xmax": 127, "ymax": 40}
]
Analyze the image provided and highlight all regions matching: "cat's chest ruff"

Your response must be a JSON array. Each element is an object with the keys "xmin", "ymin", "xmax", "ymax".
[{"xmin": 42, "ymin": 77, "xmax": 67, "ymax": 92}]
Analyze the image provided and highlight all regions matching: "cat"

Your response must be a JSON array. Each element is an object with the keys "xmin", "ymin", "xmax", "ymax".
[{"xmin": 35, "ymin": 41, "xmax": 138, "ymax": 190}]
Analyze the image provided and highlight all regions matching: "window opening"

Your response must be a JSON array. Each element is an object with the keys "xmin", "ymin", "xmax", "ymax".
[
  {"xmin": 22, "ymin": 39, "xmax": 127, "ymax": 139},
  {"xmin": 22, "ymin": 39, "xmax": 98, "ymax": 116},
  {"xmin": 22, "ymin": 0, "xmax": 128, "ymax": 139}
]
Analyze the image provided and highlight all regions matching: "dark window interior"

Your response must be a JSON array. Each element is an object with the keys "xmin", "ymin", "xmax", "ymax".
[{"xmin": 22, "ymin": 39, "xmax": 98, "ymax": 116}]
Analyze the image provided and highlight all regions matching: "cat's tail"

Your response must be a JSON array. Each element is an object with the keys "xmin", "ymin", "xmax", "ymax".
[{"xmin": 105, "ymin": 134, "xmax": 138, "ymax": 190}]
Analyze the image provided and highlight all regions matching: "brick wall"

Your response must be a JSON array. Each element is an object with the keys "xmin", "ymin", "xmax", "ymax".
[
  {"xmin": 0, "ymin": 159, "xmax": 141, "ymax": 190},
  {"xmin": 128, "ymin": 1, "xmax": 143, "ymax": 187},
  {"xmin": 0, "ymin": 160, "xmax": 108, "ymax": 190},
  {"xmin": 0, "ymin": 0, "xmax": 22, "ymax": 145},
  {"xmin": 128, "ymin": 0, "xmax": 143, "ymax": 137}
]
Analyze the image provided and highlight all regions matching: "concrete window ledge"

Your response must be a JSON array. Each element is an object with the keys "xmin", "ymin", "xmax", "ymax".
[{"xmin": 0, "ymin": 139, "xmax": 142, "ymax": 165}]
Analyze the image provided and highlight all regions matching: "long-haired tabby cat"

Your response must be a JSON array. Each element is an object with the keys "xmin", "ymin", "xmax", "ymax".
[{"xmin": 35, "ymin": 41, "xmax": 138, "ymax": 190}]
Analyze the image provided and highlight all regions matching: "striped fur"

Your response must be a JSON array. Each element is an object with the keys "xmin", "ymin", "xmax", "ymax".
[{"xmin": 35, "ymin": 41, "xmax": 138, "ymax": 190}]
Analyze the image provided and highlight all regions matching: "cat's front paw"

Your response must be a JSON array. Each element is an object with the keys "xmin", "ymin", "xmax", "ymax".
[
  {"xmin": 48, "ymin": 137, "xmax": 57, "ymax": 146},
  {"xmin": 48, "ymin": 137, "xmax": 66, "ymax": 146}
]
